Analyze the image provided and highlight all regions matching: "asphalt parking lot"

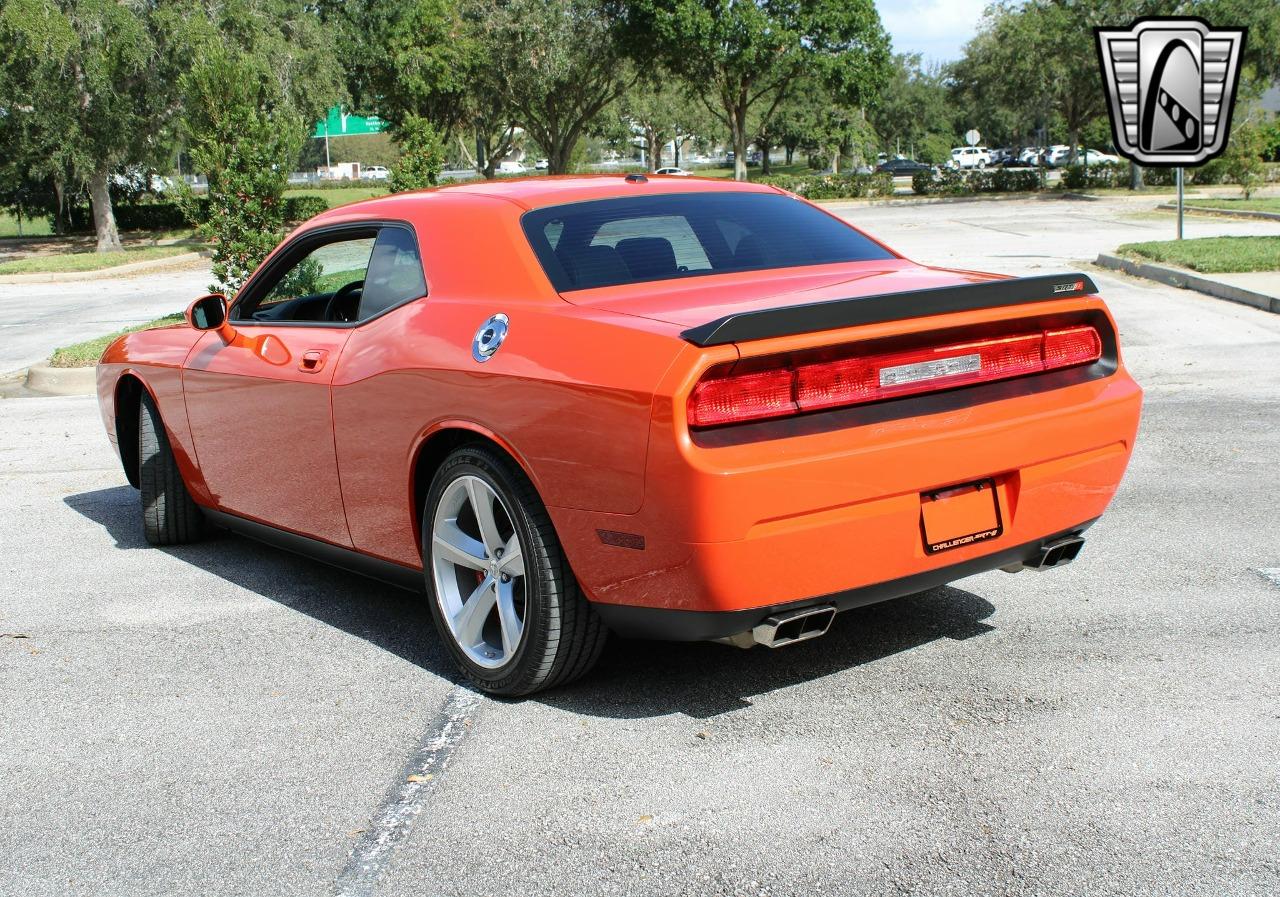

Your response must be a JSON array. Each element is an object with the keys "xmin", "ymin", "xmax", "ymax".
[{"xmin": 2, "ymin": 196, "xmax": 1278, "ymax": 896}]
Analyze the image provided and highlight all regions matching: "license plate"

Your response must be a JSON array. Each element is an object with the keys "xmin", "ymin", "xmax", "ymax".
[{"xmin": 920, "ymin": 479, "xmax": 1002, "ymax": 554}]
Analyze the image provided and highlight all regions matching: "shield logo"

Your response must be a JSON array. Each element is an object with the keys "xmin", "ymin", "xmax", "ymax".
[{"xmin": 1095, "ymin": 17, "xmax": 1247, "ymax": 167}]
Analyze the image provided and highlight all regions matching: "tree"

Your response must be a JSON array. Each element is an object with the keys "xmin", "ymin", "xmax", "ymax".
[
  {"xmin": 173, "ymin": 0, "xmax": 342, "ymax": 292},
  {"xmin": 180, "ymin": 49, "xmax": 306, "ymax": 294},
  {"xmin": 868, "ymin": 54, "xmax": 955, "ymax": 159},
  {"xmin": 390, "ymin": 116, "xmax": 446, "ymax": 192},
  {"xmin": 0, "ymin": 0, "xmax": 179, "ymax": 251},
  {"xmin": 620, "ymin": 78, "xmax": 699, "ymax": 171},
  {"xmin": 625, "ymin": 0, "xmax": 891, "ymax": 181},
  {"xmin": 479, "ymin": 0, "xmax": 636, "ymax": 174}
]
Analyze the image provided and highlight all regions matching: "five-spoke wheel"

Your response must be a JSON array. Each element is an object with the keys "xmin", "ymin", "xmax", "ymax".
[{"xmin": 423, "ymin": 445, "xmax": 607, "ymax": 695}]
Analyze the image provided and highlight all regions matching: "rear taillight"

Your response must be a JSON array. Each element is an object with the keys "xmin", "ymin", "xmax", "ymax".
[{"xmin": 687, "ymin": 324, "xmax": 1103, "ymax": 428}]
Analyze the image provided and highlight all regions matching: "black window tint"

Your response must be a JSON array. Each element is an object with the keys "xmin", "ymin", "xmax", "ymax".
[
  {"xmin": 523, "ymin": 192, "xmax": 895, "ymax": 291},
  {"xmin": 358, "ymin": 227, "xmax": 427, "ymax": 320}
]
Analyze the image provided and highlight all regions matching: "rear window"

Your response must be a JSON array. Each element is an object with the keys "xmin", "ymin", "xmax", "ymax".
[{"xmin": 521, "ymin": 192, "xmax": 896, "ymax": 291}]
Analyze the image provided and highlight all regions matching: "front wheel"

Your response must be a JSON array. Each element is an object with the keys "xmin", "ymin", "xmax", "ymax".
[
  {"xmin": 423, "ymin": 445, "xmax": 607, "ymax": 696},
  {"xmin": 138, "ymin": 391, "xmax": 204, "ymax": 546}
]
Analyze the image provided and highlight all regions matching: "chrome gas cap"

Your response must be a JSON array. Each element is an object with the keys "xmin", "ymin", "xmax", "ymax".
[{"xmin": 472, "ymin": 314, "xmax": 509, "ymax": 363}]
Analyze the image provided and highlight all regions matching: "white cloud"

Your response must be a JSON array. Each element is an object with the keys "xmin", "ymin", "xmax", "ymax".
[{"xmin": 876, "ymin": 0, "xmax": 988, "ymax": 63}]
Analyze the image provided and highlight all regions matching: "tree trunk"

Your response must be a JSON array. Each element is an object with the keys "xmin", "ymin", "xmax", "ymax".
[
  {"xmin": 646, "ymin": 126, "xmax": 660, "ymax": 172},
  {"xmin": 731, "ymin": 105, "xmax": 749, "ymax": 182},
  {"xmin": 673, "ymin": 137, "xmax": 681, "ymax": 168},
  {"xmin": 549, "ymin": 138, "xmax": 573, "ymax": 176},
  {"xmin": 1067, "ymin": 127, "xmax": 1079, "ymax": 164},
  {"xmin": 52, "ymin": 179, "xmax": 67, "ymax": 236},
  {"xmin": 759, "ymin": 137, "xmax": 772, "ymax": 175},
  {"xmin": 829, "ymin": 148, "xmax": 840, "ymax": 175},
  {"xmin": 1129, "ymin": 162, "xmax": 1144, "ymax": 191},
  {"xmin": 785, "ymin": 144, "xmax": 795, "ymax": 166},
  {"xmin": 89, "ymin": 170, "xmax": 123, "ymax": 252}
]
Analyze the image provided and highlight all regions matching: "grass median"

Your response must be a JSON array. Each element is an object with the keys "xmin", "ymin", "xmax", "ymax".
[
  {"xmin": 1116, "ymin": 235, "xmax": 1280, "ymax": 274},
  {"xmin": 1184, "ymin": 197, "xmax": 1280, "ymax": 214},
  {"xmin": 0, "ymin": 244, "xmax": 197, "ymax": 276},
  {"xmin": 49, "ymin": 314, "xmax": 185, "ymax": 368}
]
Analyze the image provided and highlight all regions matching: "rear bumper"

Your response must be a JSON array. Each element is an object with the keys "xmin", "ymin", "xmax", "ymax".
[
  {"xmin": 550, "ymin": 367, "xmax": 1142, "ymax": 620},
  {"xmin": 594, "ymin": 520, "xmax": 1096, "ymax": 641}
]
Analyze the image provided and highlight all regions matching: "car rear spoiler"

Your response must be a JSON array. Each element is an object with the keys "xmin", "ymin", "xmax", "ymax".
[{"xmin": 679, "ymin": 272, "xmax": 1099, "ymax": 347}]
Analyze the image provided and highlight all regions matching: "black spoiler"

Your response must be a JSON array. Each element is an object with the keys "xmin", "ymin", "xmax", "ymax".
[{"xmin": 679, "ymin": 272, "xmax": 1099, "ymax": 347}]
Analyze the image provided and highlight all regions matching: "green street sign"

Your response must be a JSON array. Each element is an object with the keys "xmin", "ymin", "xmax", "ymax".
[{"xmin": 312, "ymin": 106, "xmax": 387, "ymax": 138}]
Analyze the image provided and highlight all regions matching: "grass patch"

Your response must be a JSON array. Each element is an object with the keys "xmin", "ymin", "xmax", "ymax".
[
  {"xmin": 0, "ymin": 245, "xmax": 194, "ymax": 275},
  {"xmin": 1184, "ymin": 197, "xmax": 1280, "ymax": 214},
  {"xmin": 1116, "ymin": 235, "xmax": 1280, "ymax": 273},
  {"xmin": 0, "ymin": 212, "xmax": 53, "ymax": 238},
  {"xmin": 49, "ymin": 314, "xmax": 186, "ymax": 368},
  {"xmin": 284, "ymin": 186, "xmax": 389, "ymax": 208}
]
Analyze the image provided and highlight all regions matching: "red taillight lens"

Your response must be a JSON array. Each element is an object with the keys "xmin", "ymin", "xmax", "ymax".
[
  {"xmin": 1043, "ymin": 325, "xmax": 1103, "ymax": 369},
  {"xmin": 688, "ymin": 368, "xmax": 796, "ymax": 428},
  {"xmin": 687, "ymin": 324, "xmax": 1103, "ymax": 428}
]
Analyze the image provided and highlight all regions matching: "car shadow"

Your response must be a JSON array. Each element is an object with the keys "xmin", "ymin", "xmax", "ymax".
[{"xmin": 66, "ymin": 485, "xmax": 997, "ymax": 720}]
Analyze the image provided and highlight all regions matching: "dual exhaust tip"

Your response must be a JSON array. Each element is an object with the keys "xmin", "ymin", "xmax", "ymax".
[{"xmin": 721, "ymin": 535, "xmax": 1087, "ymax": 649}]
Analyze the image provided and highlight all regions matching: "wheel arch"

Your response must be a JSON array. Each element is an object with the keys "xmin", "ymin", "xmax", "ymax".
[
  {"xmin": 409, "ymin": 421, "xmax": 542, "ymax": 557},
  {"xmin": 113, "ymin": 372, "xmax": 154, "ymax": 489}
]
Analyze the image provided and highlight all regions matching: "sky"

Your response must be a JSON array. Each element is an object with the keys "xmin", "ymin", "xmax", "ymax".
[{"xmin": 875, "ymin": 0, "xmax": 988, "ymax": 64}]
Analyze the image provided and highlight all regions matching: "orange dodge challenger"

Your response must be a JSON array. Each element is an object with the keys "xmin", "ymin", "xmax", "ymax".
[{"xmin": 96, "ymin": 176, "xmax": 1142, "ymax": 695}]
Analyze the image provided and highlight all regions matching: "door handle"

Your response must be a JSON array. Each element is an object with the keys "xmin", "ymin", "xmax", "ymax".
[{"xmin": 299, "ymin": 350, "xmax": 328, "ymax": 373}]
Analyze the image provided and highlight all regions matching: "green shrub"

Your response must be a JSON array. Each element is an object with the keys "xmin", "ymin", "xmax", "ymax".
[
  {"xmin": 390, "ymin": 117, "xmax": 445, "ymax": 193},
  {"xmin": 910, "ymin": 167, "xmax": 1042, "ymax": 196},
  {"xmin": 1061, "ymin": 161, "xmax": 1127, "ymax": 190},
  {"xmin": 756, "ymin": 172, "xmax": 893, "ymax": 200},
  {"xmin": 282, "ymin": 195, "xmax": 329, "ymax": 222}
]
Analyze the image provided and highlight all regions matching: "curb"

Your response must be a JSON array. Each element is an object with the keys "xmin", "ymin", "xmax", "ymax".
[
  {"xmin": 24, "ymin": 364, "xmax": 96, "ymax": 396},
  {"xmin": 1095, "ymin": 253, "xmax": 1280, "ymax": 314},
  {"xmin": 1154, "ymin": 203, "xmax": 1280, "ymax": 222},
  {"xmin": 0, "ymin": 251, "xmax": 206, "ymax": 284}
]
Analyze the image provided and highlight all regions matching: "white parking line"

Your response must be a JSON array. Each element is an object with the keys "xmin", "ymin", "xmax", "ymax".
[{"xmin": 335, "ymin": 684, "xmax": 483, "ymax": 897}]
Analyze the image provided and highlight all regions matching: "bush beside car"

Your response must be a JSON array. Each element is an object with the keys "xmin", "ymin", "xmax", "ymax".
[
  {"xmin": 911, "ymin": 168, "xmax": 1040, "ymax": 195},
  {"xmin": 757, "ymin": 172, "xmax": 894, "ymax": 200}
]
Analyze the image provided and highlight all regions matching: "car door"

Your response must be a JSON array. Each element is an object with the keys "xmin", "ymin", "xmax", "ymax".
[{"xmin": 182, "ymin": 225, "xmax": 382, "ymax": 546}]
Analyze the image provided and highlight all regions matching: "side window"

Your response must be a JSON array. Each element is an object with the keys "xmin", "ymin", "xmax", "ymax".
[
  {"xmin": 236, "ymin": 234, "xmax": 376, "ymax": 323},
  {"xmin": 357, "ymin": 227, "xmax": 427, "ymax": 320}
]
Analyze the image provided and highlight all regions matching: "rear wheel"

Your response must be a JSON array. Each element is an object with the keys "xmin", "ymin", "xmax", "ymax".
[
  {"xmin": 423, "ymin": 445, "xmax": 606, "ymax": 696},
  {"xmin": 138, "ymin": 392, "xmax": 204, "ymax": 545}
]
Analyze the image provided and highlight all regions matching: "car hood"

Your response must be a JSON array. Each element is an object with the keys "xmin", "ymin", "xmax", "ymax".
[{"xmin": 557, "ymin": 260, "xmax": 1006, "ymax": 331}]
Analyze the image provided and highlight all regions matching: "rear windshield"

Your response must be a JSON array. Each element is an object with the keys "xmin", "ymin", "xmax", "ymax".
[{"xmin": 521, "ymin": 192, "xmax": 896, "ymax": 291}]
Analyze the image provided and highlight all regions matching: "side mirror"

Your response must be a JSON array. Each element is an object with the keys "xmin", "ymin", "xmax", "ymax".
[{"xmin": 186, "ymin": 294, "xmax": 228, "ymax": 331}]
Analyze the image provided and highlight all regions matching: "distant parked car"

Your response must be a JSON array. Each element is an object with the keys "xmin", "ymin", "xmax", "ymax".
[
  {"xmin": 1044, "ymin": 145, "xmax": 1074, "ymax": 167},
  {"xmin": 1078, "ymin": 149, "xmax": 1121, "ymax": 166},
  {"xmin": 363, "ymin": 166, "xmax": 389, "ymax": 181},
  {"xmin": 949, "ymin": 146, "xmax": 991, "ymax": 169},
  {"xmin": 497, "ymin": 160, "xmax": 527, "ymax": 174},
  {"xmin": 534, "ymin": 159, "xmax": 549, "ymax": 170},
  {"xmin": 654, "ymin": 167, "xmax": 690, "ymax": 176},
  {"xmin": 876, "ymin": 158, "xmax": 932, "ymax": 176}
]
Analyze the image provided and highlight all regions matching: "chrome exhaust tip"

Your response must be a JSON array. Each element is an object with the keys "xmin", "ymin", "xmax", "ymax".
[
  {"xmin": 716, "ymin": 604, "xmax": 838, "ymax": 649},
  {"xmin": 1023, "ymin": 536, "xmax": 1085, "ymax": 570}
]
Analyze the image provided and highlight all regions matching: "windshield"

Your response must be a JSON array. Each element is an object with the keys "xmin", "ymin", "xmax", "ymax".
[{"xmin": 521, "ymin": 192, "xmax": 896, "ymax": 292}]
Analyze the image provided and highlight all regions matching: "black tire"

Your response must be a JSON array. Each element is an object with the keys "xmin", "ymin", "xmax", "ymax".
[
  {"xmin": 422, "ymin": 445, "xmax": 607, "ymax": 696},
  {"xmin": 138, "ymin": 391, "xmax": 204, "ymax": 546}
]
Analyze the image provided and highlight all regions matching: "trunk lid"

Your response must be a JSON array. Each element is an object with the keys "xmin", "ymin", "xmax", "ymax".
[{"xmin": 556, "ymin": 260, "xmax": 1004, "ymax": 330}]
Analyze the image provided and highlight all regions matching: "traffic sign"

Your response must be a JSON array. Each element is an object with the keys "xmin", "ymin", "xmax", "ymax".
[
  {"xmin": 965, "ymin": 129, "xmax": 981, "ymax": 147},
  {"xmin": 312, "ymin": 106, "xmax": 387, "ymax": 138}
]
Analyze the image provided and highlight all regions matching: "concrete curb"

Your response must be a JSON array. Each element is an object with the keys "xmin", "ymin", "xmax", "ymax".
[
  {"xmin": 1154, "ymin": 203, "xmax": 1280, "ymax": 222},
  {"xmin": 0, "ymin": 251, "xmax": 205, "ymax": 284},
  {"xmin": 1095, "ymin": 253, "xmax": 1280, "ymax": 314},
  {"xmin": 24, "ymin": 364, "xmax": 96, "ymax": 396}
]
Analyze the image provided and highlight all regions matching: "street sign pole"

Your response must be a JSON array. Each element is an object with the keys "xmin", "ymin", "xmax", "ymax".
[{"xmin": 1176, "ymin": 167, "xmax": 1184, "ymax": 240}]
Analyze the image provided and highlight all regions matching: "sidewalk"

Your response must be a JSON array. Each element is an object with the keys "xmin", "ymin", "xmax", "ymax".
[{"xmin": 1095, "ymin": 253, "xmax": 1280, "ymax": 314}]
